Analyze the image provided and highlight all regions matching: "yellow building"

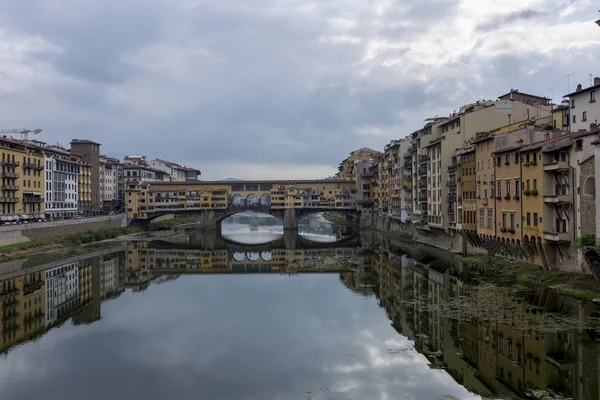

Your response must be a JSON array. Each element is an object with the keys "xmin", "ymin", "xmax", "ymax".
[
  {"xmin": 518, "ymin": 141, "xmax": 546, "ymax": 265},
  {"xmin": 474, "ymin": 133, "xmax": 496, "ymax": 239},
  {"xmin": 336, "ymin": 147, "xmax": 380, "ymax": 180},
  {"xmin": 552, "ymin": 104, "xmax": 570, "ymax": 131},
  {"xmin": 492, "ymin": 146, "xmax": 522, "ymax": 244},
  {"xmin": 0, "ymin": 137, "xmax": 45, "ymax": 220},
  {"xmin": 77, "ymin": 160, "xmax": 92, "ymax": 212},
  {"xmin": 0, "ymin": 271, "xmax": 46, "ymax": 353}
]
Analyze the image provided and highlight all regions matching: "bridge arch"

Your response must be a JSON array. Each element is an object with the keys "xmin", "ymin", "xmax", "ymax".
[{"xmin": 246, "ymin": 194, "xmax": 259, "ymax": 206}]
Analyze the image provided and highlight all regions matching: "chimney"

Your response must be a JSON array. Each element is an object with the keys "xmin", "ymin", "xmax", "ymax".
[
  {"xmin": 594, "ymin": 77, "xmax": 600, "ymax": 86},
  {"xmin": 576, "ymin": 84, "xmax": 582, "ymax": 92}
]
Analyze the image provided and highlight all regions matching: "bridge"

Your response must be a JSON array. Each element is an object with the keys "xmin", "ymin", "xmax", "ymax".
[{"xmin": 124, "ymin": 179, "xmax": 360, "ymax": 231}]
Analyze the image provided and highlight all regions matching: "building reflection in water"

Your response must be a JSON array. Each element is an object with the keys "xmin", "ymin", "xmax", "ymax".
[
  {"xmin": 364, "ymin": 235, "xmax": 600, "ymax": 400},
  {"xmin": 0, "ymin": 229, "xmax": 599, "ymax": 400}
]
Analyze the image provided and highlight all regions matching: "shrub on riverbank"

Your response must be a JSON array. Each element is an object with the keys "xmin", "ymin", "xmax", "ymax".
[{"xmin": 149, "ymin": 217, "xmax": 199, "ymax": 228}]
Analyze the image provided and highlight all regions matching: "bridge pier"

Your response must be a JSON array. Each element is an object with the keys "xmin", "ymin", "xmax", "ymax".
[
  {"xmin": 199, "ymin": 211, "xmax": 217, "ymax": 230},
  {"xmin": 284, "ymin": 230, "xmax": 297, "ymax": 250},
  {"xmin": 283, "ymin": 208, "xmax": 298, "ymax": 230}
]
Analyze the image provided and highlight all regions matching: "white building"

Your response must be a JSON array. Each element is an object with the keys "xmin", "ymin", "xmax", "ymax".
[
  {"xmin": 44, "ymin": 147, "xmax": 79, "ymax": 219},
  {"xmin": 123, "ymin": 155, "xmax": 165, "ymax": 185},
  {"xmin": 100, "ymin": 256, "xmax": 120, "ymax": 298},
  {"xmin": 100, "ymin": 156, "xmax": 120, "ymax": 211},
  {"xmin": 149, "ymin": 158, "xmax": 200, "ymax": 181},
  {"xmin": 45, "ymin": 262, "xmax": 79, "ymax": 325},
  {"xmin": 566, "ymin": 78, "xmax": 600, "ymax": 132}
]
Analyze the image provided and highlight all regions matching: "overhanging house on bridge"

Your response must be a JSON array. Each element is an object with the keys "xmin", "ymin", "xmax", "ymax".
[{"xmin": 125, "ymin": 179, "xmax": 359, "ymax": 230}]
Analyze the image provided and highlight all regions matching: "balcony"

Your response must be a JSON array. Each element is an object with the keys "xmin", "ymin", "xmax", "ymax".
[
  {"xmin": 1, "ymin": 184, "xmax": 19, "ymax": 191},
  {"xmin": 23, "ymin": 197, "xmax": 44, "ymax": 203},
  {"xmin": 419, "ymin": 155, "xmax": 430, "ymax": 164},
  {"xmin": 418, "ymin": 170, "xmax": 427, "ymax": 177},
  {"xmin": 23, "ymin": 162, "xmax": 43, "ymax": 170},
  {"xmin": 543, "ymin": 231, "xmax": 571, "ymax": 242},
  {"xmin": 543, "ymin": 195, "xmax": 570, "ymax": 204},
  {"xmin": 0, "ymin": 160, "xmax": 19, "ymax": 167},
  {"xmin": 418, "ymin": 196, "xmax": 428, "ymax": 203},
  {"xmin": 543, "ymin": 160, "xmax": 569, "ymax": 172},
  {"xmin": 0, "ymin": 197, "xmax": 19, "ymax": 203},
  {"xmin": 1, "ymin": 172, "xmax": 19, "ymax": 179}
]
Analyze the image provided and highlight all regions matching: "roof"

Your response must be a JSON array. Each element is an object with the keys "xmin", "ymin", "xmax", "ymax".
[
  {"xmin": 492, "ymin": 145, "xmax": 522, "ymax": 155},
  {"xmin": 565, "ymin": 83, "xmax": 600, "ymax": 98},
  {"xmin": 498, "ymin": 89, "xmax": 550, "ymax": 102},
  {"xmin": 518, "ymin": 134, "xmax": 572, "ymax": 153},
  {"xmin": 473, "ymin": 133, "xmax": 493, "ymax": 144},
  {"xmin": 70, "ymin": 139, "xmax": 100, "ymax": 145},
  {"xmin": 350, "ymin": 147, "xmax": 380, "ymax": 156},
  {"xmin": 552, "ymin": 104, "xmax": 569, "ymax": 112},
  {"xmin": 436, "ymin": 114, "xmax": 460, "ymax": 128}
]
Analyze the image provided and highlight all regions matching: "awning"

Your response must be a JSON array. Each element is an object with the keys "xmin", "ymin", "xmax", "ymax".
[
  {"xmin": 5, "ymin": 216, "xmax": 14, "ymax": 221},
  {"xmin": 20, "ymin": 215, "xmax": 29, "ymax": 220},
  {"xmin": 0, "ymin": 216, "xmax": 8, "ymax": 221},
  {"xmin": 22, "ymin": 191, "xmax": 41, "ymax": 195}
]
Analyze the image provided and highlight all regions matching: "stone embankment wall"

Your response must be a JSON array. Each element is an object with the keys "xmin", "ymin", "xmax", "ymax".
[{"xmin": 0, "ymin": 215, "xmax": 127, "ymax": 247}]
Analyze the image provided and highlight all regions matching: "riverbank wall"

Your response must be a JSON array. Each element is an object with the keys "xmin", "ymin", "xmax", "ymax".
[
  {"xmin": 360, "ymin": 210, "xmax": 586, "ymax": 274},
  {"xmin": 0, "ymin": 215, "xmax": 127, "ymax": 247}
]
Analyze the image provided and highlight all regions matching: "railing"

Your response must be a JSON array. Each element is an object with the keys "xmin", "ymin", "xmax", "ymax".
[
  {"xmin": 23, "ymin": 197, "xmax": 44, "ymax": 203},
  {"xmin": 419, "ymin": 155, "xmax": 430, "ymax": 164},
  {"xmin": 1, "ymin": 185, "xmax": 19, "ymax": 191},
  {"xmin": 22, "ymin": 161, "xmax": 44, "ymax": 170},
  {"xmin": 0, "ymin": 160, "xmax": 19, "ymax": 167},
  {"xmin": 1, "ymin": 172, "xmax": 19, "ymax": 179},
  {"xmin": 0, "ymin": 197, "xmax": 20, "ymax": 203}
]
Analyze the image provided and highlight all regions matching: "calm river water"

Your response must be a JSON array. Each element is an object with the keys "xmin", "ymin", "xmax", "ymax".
[{"xmin": 0, "ymin": 214, "xmax": 599, "ymax": 400}]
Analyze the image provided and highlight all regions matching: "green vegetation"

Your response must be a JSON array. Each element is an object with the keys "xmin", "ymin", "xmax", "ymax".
[
  {"xmin": 0, "ymin": 226, "xmax": 142, "ymax": 256},
  {"xmin": 575, "ymin": 233, "xmax": 596, "ymax": 249},
  {"xmin": 149, "ymin": 217, "xmax": 200, "ymax": 228},
  {"xmin": 462, "ymin": 254, "xmax": 600, "ymax": 302},
  {"xmin": 381, "ymin": 230, "xmax": 413, "ymax": 241},
  {"xmin": 323, "ymin": 213, "xmax": 353, "ymax": 226}
]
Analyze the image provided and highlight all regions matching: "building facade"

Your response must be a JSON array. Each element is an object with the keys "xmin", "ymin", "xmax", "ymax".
[
  {"xmin": 44, "ymin": 147, "xmax": 79, "ymax": 219},
  {"xmin": 566, "ymin": 78, "xmax": 600, "ymax": 132},
  {"xmin": 70, "ymin": 140, "xmax": 101, "ymax": 211}
]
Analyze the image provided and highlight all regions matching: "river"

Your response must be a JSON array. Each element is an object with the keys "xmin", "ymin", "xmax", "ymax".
[{"xmin": 0, "ymin": 213, "xmax": 598, "ymax": 400}]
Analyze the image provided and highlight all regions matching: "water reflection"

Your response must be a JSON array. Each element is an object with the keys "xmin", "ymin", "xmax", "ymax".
[
  {"xmin": 221, "ymin": 211, "xmax": 349, "ymax": 244},
  {"xmin": 0, "ymin": 230, "xmax": 597, "ymax": 400}
]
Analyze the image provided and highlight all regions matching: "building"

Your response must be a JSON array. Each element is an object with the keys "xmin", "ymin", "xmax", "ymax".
[
  {"xmin": 474, "ymin": 133, "xmax": 495, "ymax": 239},
  {"xmin": 552, "ymin": 102, "xmax": 570, "ymax": 131},
  {"xmin": 565, "ymin": 78, "xmax": 600, "ymax": 132},
  {"xmin": 0, "ymin": 137, "xmax": 45, "ymax": 222},
  {"xmin": 99, "ymin": 156, "xmax": 120, "ymax": 212},
  {"xmin": 386, "ymin": 138, "xmax": 411, "ymax": 220},
  {"xmin": 78, "ymin": 161, "xmax": 92, "ymax": 214},
  {"xmin": 45, "ymin": 262, "xmax": 79, "ymax": 326},
  {"xmin": 123, "ymin": 156, "xmax": 166, "ymax": 185},
  {"xmin": 148, "ymin": 158, "xmax": 201, "ymax": 182},
  {"xmin": 42, "ymin": 145, "xmax": 80, "ymax": 219},
  {"xmin": 70, "ymin": 139, "xmax": 101, "ymax": 211},
  {"xmin": 336, "ymin": 147, "xmax": 380, "ymax": 180},
  {"xmin": 353, "ymin": 159, "xmax": 375, "ymax": 210},
  {"xmin": 455, "ymin": 147, "xmax": 476, "ymax": 233}
]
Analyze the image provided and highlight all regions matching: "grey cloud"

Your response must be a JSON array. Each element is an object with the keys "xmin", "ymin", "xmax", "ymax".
[
  {"xmin": 476, "ymin": 8, "xmax": 548, "ymax": 33},
  {"xmin": 0, "ymin": 0, "xmax": 598, "ymax": 179}
]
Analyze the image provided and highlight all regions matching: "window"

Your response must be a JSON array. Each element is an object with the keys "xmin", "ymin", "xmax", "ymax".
[
  {"xmin": 526, "ymin": 212, "xmax": 531, "ymax": 226},
  {"xmin": 479, "ymin": 209, "xmax": 484, "ymax": 227},
  {"xmin": 497, "ymin": 156, "xmax": 501, "ymax": 166},
  {"xmin": 526, "ymin": 179, "xmax": 530, "ymax": 190},
  {"xmin": 487, "ymin": 159, "xmax": 490, "ymax": 169},
  {"xmin": 497, "ymin": 181, "xmax": 502, "ymax": 197},
  {"xmin": 502, "ymin": 212, "xmax": 507, "ymax": 229},
  {"xmin": 488, "ymin": 209, "xmax": 493, "ymax": 228},
  {"xmin": 534, "ymin": 213, "xmax": 538, "ymax": 226},
  {"xmin": 573, "ymin": 115, "xmax": 577, "ymax": 123},
  {"xmin": 506, "ymin": 181, "xmax": 511, "ymax": 197},
  {"xmin": 505, "ymin": 154, "xmax": 510, "ymax": 165},
  {"xmin": 571, "ymin": 99, "xmax": 575, "ymax": 108},
  {"xmin": 533, "ymin": 179, "xmax": 537, "ymax": 190},
  {"xmin": 510, "ymin": 213, "xmax": 515, "ymax": 229},
  {"xmin": 583, "ymin": 111, "xmax": 587, "ymax": 121},
  {"xmin": 576, "ymin": 139, "xmax": 583, "ymax": 151},
  {"xmin": 515, "ymin": 179, "xmax": 520, "ymax": 196},
  {"xmin": 526, "ymin": 153, "xmax": 530, "ymax": 163},
  {"xmin": 515, "ymin": 153, "xmax": 520, "ymax": 164},
  {"xmin": 591, "ymin": 90, "xmax": 596, "ymax": 103}
]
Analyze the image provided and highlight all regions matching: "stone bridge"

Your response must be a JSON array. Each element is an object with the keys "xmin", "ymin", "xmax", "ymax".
[{"xmin": 125, "ymin": 179, "xmax": 361, "ymax": 231}]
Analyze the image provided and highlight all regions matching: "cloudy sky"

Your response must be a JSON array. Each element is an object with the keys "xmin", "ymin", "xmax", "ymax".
[{"xmin": 1, "ymin": 0, "xmax": 599, "ymax": 180}]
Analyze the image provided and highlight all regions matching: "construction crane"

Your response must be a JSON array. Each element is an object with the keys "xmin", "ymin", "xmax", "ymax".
[{"xmin": 0, "ymin": 128, "xmax": 42, "ymax": 141}]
